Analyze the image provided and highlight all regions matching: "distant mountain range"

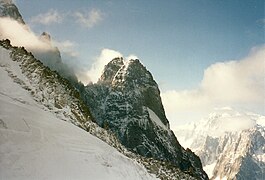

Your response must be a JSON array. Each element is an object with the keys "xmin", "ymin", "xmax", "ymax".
[{"xmin": 174, "ymin": 108, "xmax": 265, "ymax": 179}]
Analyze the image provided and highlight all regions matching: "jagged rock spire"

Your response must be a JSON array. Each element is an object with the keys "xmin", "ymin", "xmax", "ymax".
[{"xmin": 83, "ymin": 57, "xmax": 209, "ymax": 179}]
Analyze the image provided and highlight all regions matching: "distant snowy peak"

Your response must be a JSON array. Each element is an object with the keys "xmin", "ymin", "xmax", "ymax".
[
  {"xmin": 0, "ymin": 0, "xmax": 24, "ymax": 24},
  {"xmin": 174, "ymin": 108, "xmax": 265, "ymax": 179},
  {"xmin": 177, "ymin": 108, "xmax": 264, "ymax": 140}
]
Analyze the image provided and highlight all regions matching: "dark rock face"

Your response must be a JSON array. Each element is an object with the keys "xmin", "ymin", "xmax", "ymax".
[
  {"xmin": 82, "ymin": 58, "xmax": 208, "ymax": 179},
  {"xmin": 0, "ymin": 0, "xmax": 25, "ymax": 24}
]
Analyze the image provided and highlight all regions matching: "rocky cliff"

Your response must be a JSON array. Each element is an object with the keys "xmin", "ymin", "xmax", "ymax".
[{"xmin": 82, "ymin": 57, "xmax": 208, "ymax": 179}]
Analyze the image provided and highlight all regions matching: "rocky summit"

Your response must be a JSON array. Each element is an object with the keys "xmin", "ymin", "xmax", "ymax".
[{"xmin": 82, "ymin": 57, "xmax": 208, "ymax": 179}]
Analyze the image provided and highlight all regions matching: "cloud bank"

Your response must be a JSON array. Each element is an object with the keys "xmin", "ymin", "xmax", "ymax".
[
  {"xmin": 161, "ymin": 46, "xmax": 265, "ymax": 126},
  {"xmin": 53, "ymin": 40, "xmax": 79, "ymax": 58},
  {"xmin": 0, "ymin": 17, "xmax": 49, "ymax": 50},
  {"xmin": 0, "ymin": 17, "xmax": 78, "ymax": 80},
  {"xmin": 0, "ymin": 17, "xmax": 78, "ymax": 57}
]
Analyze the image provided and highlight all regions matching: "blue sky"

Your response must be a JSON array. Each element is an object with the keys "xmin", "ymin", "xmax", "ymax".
[
  {"xmin": 16, "ymin": 0, "xmax": 264, "ymax": 90},
  {"xmin": 10, "ymin": 0, "xmax": 265, "ymax": 125}
]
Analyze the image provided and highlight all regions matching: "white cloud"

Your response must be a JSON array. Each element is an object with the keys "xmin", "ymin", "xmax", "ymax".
[
  {"xmin": 56, "ymin": 40, "xmax": 75, "ymax": 49},
  {"xmin": 74, "ymin": 9, "xmax": 103, "ymax": 28},
  {"xmin": 0, "ymin": 17, "xmax": 133, "ymax": 87},
  {"xmin": 77, "ymin": 49, "xmax": 139, "ymax": 85},
  {"xmin": 161, "ymin": 46, "xmax": 265, "ymax": 126},
  {"xmin": 126, "ymin": 54, "xmax": 138, "ymax": 60},
  {"xmin": 0, "ymin": 17, "xmax": 50, "ymax": 50},
  {"xmin": 0, "ymin": 17, "xmax": 78, "ymax": 58},
  {"xmin": 0, "ymin": 17, "xmax": 78, "ymax": 79},
  {"xmin": 53, "ymin": 40, "xmax": 79, "ymax": 57},
  {"xmin": 30, "ymin": 9, "xmax": 63, "ymax": 25},
  {"xmin": 83, "ymin": 49, "xmax": 123, "ymax": 84}
]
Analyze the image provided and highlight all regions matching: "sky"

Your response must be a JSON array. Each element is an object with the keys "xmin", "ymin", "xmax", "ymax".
[{"xmin": 2, "ymin": 0, "xmax": 265, "ymax": 127}]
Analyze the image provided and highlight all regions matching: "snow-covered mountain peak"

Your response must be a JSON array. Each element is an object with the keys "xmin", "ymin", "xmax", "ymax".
[
  {"xmin": 99, "ymin": 57, "xmax": 153, "ymax": 88},
  {"xmin": 177, "ymin": 108, "xmax": 262, "ymax": 140},
  {"xmin": 174, "ymin": 108, "xmax": 265, "ymax": 179},
  {"xmin": 112, "ymin": 58, "xmax": 156, "ymax": 90},
  {"xmin": 0, "ymin": 0, "xmax": 24, "ymax": 24}
]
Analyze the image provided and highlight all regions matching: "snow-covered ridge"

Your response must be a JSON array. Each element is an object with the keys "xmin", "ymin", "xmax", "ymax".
[
  {"xmin": 0, "ymin": 40, "xmax": 197, "ymax": 179},
  {"xmin": 0, "ymin": 48, "xmax": 155, "ymax": 179}
]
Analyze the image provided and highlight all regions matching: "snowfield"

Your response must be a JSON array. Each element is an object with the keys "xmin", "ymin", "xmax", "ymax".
[
  {"xmin": 0, "ymin": 47, "xmax": 156, "ymax": 180},
  {"xmin": 147, "ymin": 107, "xmax": 168, "ymax": 130}
]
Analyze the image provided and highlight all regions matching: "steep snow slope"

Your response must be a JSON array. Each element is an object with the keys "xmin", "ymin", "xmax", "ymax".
[{"xmin": 0, "ymin": 46, "xmax": 156, "ymax": 180}]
